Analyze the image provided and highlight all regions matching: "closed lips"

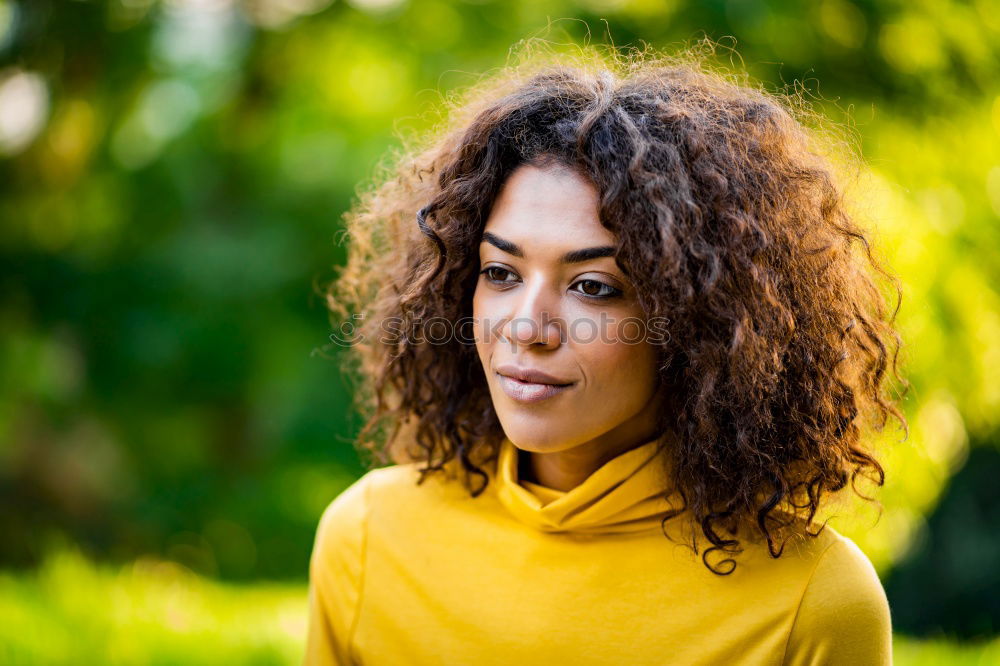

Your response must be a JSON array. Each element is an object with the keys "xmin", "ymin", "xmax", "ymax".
[{"xmin": 495, "ymin": 364, "xmax": 574, "ymax": 386}]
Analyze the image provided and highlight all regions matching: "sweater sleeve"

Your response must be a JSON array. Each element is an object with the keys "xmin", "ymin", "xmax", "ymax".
[
  {"xmin": 783, "ymin": 536, "xmax": 893, "ymax": 666},
  {"xmin": 303, "ymin": 472, "xmax": 372, "ymax": 666}
]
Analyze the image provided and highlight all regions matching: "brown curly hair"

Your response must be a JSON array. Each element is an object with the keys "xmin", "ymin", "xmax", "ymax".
[{"xmin": 322, "ymin": 41, "xmax": 909, "ymax": 575}]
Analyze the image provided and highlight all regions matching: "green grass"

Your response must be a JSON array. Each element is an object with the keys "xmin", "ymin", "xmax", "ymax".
[
  {"xmin": 1, "ymin": 548, "xmax": 996, "ymax": 665},
  {"xmin": 894, "ymin": 637, "xmax": 1000, "ymax": 666},
  {"xmin": 0, "ymin": 549, "xmax": 305, "ymax": 665}
]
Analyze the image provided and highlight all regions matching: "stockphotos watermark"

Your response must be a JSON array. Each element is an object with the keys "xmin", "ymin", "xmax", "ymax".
[{"xmin": 329, "ymin": 312, "xmax": 671, "ymax": 348}]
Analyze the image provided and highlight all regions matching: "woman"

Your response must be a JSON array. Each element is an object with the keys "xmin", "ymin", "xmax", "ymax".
[{"xmin": 305, "ymin": 44, "xmax": 907, "ymax": 665}]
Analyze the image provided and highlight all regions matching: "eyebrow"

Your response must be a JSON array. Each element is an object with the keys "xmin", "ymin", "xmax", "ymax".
[{"xmin": 480, "ymin": 231, "xmax": 616, "ymax": 264}]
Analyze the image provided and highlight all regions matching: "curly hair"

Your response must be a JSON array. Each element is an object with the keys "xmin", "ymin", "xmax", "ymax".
[{"xmin": 322, "ymin": 41, "xmax": 909, "ymax": 575}]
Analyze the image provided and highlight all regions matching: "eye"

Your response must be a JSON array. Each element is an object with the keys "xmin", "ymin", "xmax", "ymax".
[
  {"xmin": 571, "ymin": 279, "xmax": 622, "ymax": 300},
  {"xmin": 480, "ymin": 266, "xmax": 517, "ymax": 284}
]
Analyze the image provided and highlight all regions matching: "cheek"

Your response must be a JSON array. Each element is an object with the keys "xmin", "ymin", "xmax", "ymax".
[
  {"xmin": 472, "ymin": 284, "xmax": 511, "ymax": 348},
  {"xmin": 471, "ymin": 288, "xmax": 492, "ymax": 360},
  {"xmin": 471, "ymin": 281, "xmax": 492, "ymax": 324},
  {"xmin": 581, "ymin": 339, "xmax": 652, "ymax": 376},
  {"xmin": 583, "ymin": 310, "xmax": 658, "ymax": 371},
  {"xmin": 575, "ymin": 336, "xmax": 659, "ymax": 399}
]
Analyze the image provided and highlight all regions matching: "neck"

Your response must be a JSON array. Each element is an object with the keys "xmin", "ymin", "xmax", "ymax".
[{"xmin": 523, "ymin": 419, "xmax": 665, "ymax": 493}]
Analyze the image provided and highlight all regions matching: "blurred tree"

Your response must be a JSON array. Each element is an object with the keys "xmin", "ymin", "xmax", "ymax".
[{"xmin": 884, "ymin": 430, "xmax": 1000, "ymax": 640}]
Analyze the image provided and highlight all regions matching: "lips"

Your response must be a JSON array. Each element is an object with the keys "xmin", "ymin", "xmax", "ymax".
[
  {"xmin": 496, "ymin": 374, "xmax": 573, "ymax": 403},
  {"xmin": 494, "ymin": 363, "xmax": 573, "ymax": 386},
  {"xmin": 494, "ymin": 364, "xmax": 575, "ymax": 404}
]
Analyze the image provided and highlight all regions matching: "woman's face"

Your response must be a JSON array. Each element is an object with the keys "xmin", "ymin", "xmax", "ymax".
[{"xmin": 472, "ymin": 162, "xmax": 665, "ymax": 457}]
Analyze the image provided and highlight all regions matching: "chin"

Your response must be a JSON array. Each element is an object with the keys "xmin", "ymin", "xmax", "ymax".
[{"xmin": 499, "ymin": 421, "xmax": 581, "ymax": 453}]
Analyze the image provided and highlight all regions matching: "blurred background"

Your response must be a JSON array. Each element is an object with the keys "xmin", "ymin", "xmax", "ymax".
[{"xmin": 0, "ymin": 0, "xmax": 998, "ymax": 663}]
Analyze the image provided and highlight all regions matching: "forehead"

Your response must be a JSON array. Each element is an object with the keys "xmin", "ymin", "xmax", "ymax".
[{"xmin": 481, "ymin": 164, "xmax": 616, "ymax": 247}]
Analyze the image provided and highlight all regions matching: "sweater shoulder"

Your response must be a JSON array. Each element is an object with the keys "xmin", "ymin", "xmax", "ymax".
[
  {"xmin": 310, "ymin": 470, "xmax": 374, "ymax": 575},
  {"xmin": 781, "ymin": 528, "xmax": 892, "ymax": 665},
  {"xmin": 312, "ymin": 464, "xmax": 422, "ymax": 539},
  {"xmin": 363, "ymin": 459, "xmax": 485, "ymax": 500}
]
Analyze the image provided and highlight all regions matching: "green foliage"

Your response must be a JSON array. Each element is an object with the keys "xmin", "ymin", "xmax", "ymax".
[{"xmin": 885, "ymin": 436, "xmax": 1000, "ymax": 639}]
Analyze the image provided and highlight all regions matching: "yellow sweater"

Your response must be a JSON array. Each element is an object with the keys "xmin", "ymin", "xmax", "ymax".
[{"xmin": 304, "ymin": 435, "xmax": 892, "ymax": 665}]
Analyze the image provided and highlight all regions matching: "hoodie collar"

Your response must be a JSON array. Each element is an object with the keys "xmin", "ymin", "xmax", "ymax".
[{"xmin": 494, "ymin": 433, "xmax": 680, "ymax": 535}]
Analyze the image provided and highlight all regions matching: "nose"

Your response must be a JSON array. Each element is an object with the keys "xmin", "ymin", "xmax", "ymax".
[{"xmin": 499, "ymin": 276, "xmax": 563, "ymax": 350}]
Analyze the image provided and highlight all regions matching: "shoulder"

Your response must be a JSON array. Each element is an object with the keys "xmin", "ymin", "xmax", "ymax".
[
  {"xmin": 309, "ymin": 470, "xmax": 373, "ymax": 581},
  {"xmin": 312, "ymin": 465, "xmax": 415, "ymax": 541},
  {"xmin": 782, "ymin": 527, "xmax": 892, "ymax": 665},
  {"xmin": 306, "ymin": 466, "xmax": 428, "ymax": 663},
  {"xmin": 311, "ymin": 463, "xmax": 441, "ymax": 556},
  {"xmin": 803, "ymin": 529, "xmax": 891, "ymax": 624}
]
